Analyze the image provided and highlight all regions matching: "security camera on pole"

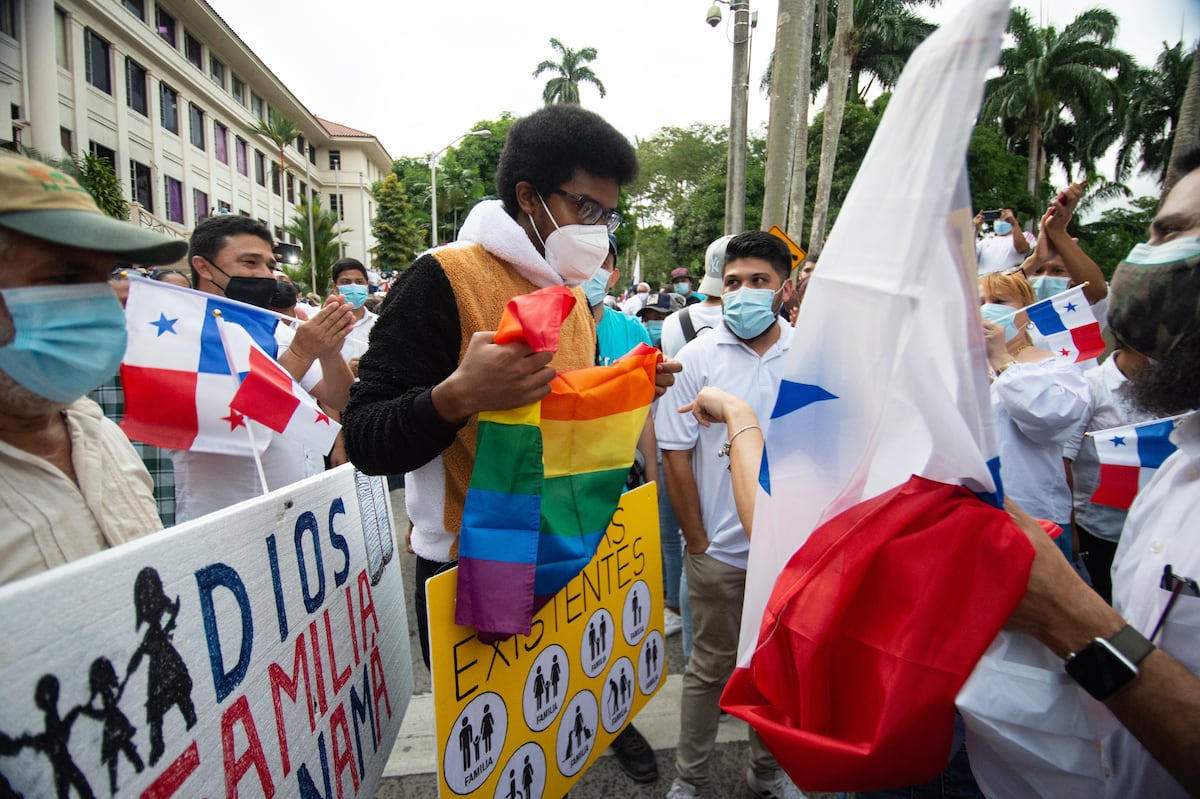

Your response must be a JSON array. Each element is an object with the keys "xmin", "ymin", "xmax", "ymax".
[{"xmin": 706, "ymin": 0, "xmax": 753, "ymax": 235}]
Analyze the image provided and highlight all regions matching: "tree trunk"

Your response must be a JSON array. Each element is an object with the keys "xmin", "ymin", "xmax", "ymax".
[
  {"xmin": 808, "ymin": 0, "xmax": 853, "ymax": 257},
  {"xmin": 1164, "ymin": 42, "xmax": 1200, "ymax": 199},
  {"xmin": 1025, "ymin": 119, "xmax": 1041, "ymax": 202},
  {"xmin": 761, "ymin": 0, "xmax": 809, "ymax": 230},
  {"xmin": 786, "ymin": 0, "xmax": 817, "ymax": 241}
]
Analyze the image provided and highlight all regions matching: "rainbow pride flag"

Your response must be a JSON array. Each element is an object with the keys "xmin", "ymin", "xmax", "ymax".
[{"xmin": 455, "ymin": 287, "xmax": 660, "ymax": 636}]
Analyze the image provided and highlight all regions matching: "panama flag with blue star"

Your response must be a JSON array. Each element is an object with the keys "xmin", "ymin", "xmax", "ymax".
[
  {"xmin": 120, "ymin": 277, "xmax": 278, "ymax": 455},
  {"xmin": 720, "ymin": 0, "xmax": 1040, "ymax": 790},
  {"xmin": 1090, "ymin": 415, "xmax": 1187, "ymax": 509}
]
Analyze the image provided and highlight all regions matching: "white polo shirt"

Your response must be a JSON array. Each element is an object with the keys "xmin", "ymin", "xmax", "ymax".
[
  {"xmin": 659, "ymin": 301, "xmax": 725, "ymax": 359},
  {"xmin": 340, "ymin": 309, "xmax": 378, "ymax": 364},
  {"xmin": 655, "ymin": 319, "xmax": 793, "ymax": 571}
]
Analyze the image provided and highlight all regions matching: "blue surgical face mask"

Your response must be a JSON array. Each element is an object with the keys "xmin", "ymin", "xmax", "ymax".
[
  {"xmin": 723, "ymin": 286, "xmax": 781, "ymax": 340},
  {"xmin": 1028, "ymin": 275, "xmax": 1069, "ymax": 301},
  {"xmin": 582, "ymin": 268, "xmax": 610, "ymax": 307},
  {"xmin": 338, "ymin": 283, "xmax": 369, "ymax": 309},
  {"xmin": 673, "ymin": 282, "xmax": 690, "ymax": 295},
  {"xmin": 0, "ymin": 283, "xmax": 128, "ymax": 403},
  {"xmin": 644, "ymin": 319, "xmax": 664, "ymax": 343},
  {"xmin": 993, "ymin": 220, "xmax": 1013, "ymax": 236},
  {"xmin": 980, "ymin": 302, "xmax": 1021, "ymax": 342}
]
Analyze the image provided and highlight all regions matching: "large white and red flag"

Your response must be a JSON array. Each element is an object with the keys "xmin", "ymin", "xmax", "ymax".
[{"xmin": 719, "ymin": 0, "xmax": 1040, "ymax": 791}]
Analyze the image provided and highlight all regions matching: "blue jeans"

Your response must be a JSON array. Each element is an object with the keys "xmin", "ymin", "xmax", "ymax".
[{"xmin": 657, "ymin": 456, "xmax": 682, "ymax": 609}]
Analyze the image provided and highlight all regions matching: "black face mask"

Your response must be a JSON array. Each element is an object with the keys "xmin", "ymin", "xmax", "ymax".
[{"xmin": 207, "ymin": 259, "xmax": 277, "ymax": 309}]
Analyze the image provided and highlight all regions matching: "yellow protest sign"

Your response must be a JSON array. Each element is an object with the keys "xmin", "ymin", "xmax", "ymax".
[
  {"xmin": 768, "ymin": 225, "xmax": 807, "ymax": 272},
  {"xmin": 428, "ymin": 482, "xmax": 663, "ymax": 797}
]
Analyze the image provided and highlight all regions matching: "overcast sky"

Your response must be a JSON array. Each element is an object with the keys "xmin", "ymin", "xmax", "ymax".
[{"xmin": 209, "ymin": 0, "xmax": 1196, "ymax": 181}]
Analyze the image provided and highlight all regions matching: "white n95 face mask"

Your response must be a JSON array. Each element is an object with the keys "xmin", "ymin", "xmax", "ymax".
[{"xmin": 532, "ymin": 194, "xmax": 611, "ymax": 286}]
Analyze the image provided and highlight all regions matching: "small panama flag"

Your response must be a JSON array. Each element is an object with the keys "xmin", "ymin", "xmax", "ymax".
[
  {"xmin": 218, "ymin": 316, "xmax": 341, "ymax": 453},
  {"xmin": 1089, "ymin": 415, "xmax": 1188, "ymax": 509},
  {"xmin": 1025, "ymin": 283, "xmax": 1105, "ymax": 362}
]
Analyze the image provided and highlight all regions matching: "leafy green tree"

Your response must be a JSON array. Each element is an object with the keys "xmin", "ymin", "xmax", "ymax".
[
  {"xmin": 629, "ymin": 124, "xmax": 727, "ymax": 220},
  {"xmin": 533, "ymin": 38, "xmax": 606, "ymax": 105},
  {"xmin": 1075, "ymin": 196, "xmax": 1156, "ymax": 278},
  {"xmin": 254, "ymin": 110, "xmax": 301, "ymax": 235},
  {"xmin": 1117, "ymin": 41, "xmax": 1194, "ymax": 184},
  {"xmin": 629, "ymin": 224, "xmax": 672, "ymax": 292},
  {"xmin": 967, "ymin": 124, "xmax": 1035, "ymax": 218},
  {"xmin": 801, "ymin": 97, "xmax": 886, "ymax": 236},
  {"xmin": 809, "ymin": 0, "xmax": 855, "ymax": 255},
  {"xmin": 18, "ymin": 147, "xmax": 129, "ymax": 220},
  {"xmin": 451, "ymin": 115, "xmax": 515, "ymax": 191},
  {"xmin": 285, "ymin": 193, "xmax": 343, "ymax": 295},
  {"xmin": 371, "ymin": 173, "xmax": 424, "ymax": 272},
  {"xmin": 981, "ymin": 7, "xmax": 1133, "ymax": 202}
]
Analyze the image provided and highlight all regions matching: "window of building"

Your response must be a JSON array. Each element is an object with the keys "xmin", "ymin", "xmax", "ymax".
[
  {"xmin": 193, "ymin": 188, "xmax": 208, "ymax": 221},
  {"xmin": 84, "ymin": 29, "xmax": 112, "ymax": 95},
  {"xmin": 296, "ymin": 135, "xmax": 305, "ymax": 156},
  {"xmin": 231, "ymin": 75, "xmax": 245, "ymax": 105},
  {"xmin": 55, "ymin": 8, "xmax": 68, "ymax": 67},
  {"xmin": 130, "ymin": 160, "xmax": 153, "ymax": 213},
  {"xmin": 218, "ymin": 199, "xmax": 231, "ymax": 214},
  {"xmin": 330, "ymin": 193, "xmax": 344, "ymax": 220},
  {"xmin": 89, "ymin": 141, "xmax": 116, "ymax": 170},
  {"xmin": 299, "ymin": 181, "xmax": 307, "ymax": 202},
  {"xmin": 271, "ymin": 164, "xmax": 280, "ymax": 195},
  {"xmin": 213, "ymin": 121, "xmax": 228, "ymax": 164},
  {"xmin": 254, "ymin": 150, "xmax": 265, "ymax": 186},
  {"xmin": 209, "ymin": 56, "xmax": 225, "ymax": 89},
  {"xmin": 235, "ymin": 137, "xmax": 248, "ymax": 176},
  {"xmin": 122, "ymin": 0, "xmax": 145, "ymax": 21},
  {"xmin": 165, "ymin": 176, "xmax": 184, "ymax": 223},
  {"xmin": 188, "ymin": 103, "xmax": 204, "ymax": 150},
  {"xmin": 184, "ymin": 32, "xmax": 201, "ymax": 69},
  {"xmin": 286, "ymin": 174, "xmax": 294, "ymax": 204},
  {"xmin": 309, "ymin": 144, "xmax": 317, "ymax": 165},
  {"xmin": 1, "ymin": 0, "xmax": 18, "ymax": 38},
  {"xmin": 126, "ymin": 58, "xmax": 148, "ymax": 116},
  {"xmin": 250, "ymin": 92, "xmax": 264, "ymax": 121},
  {"xmin": 60, "ymin": 127, "xmax": 73, "ymax": 152},
  {"xmin": 328, "ymin": 150, "xmax": 341, "ymax": 171},
  {"xmin": 160, "ymin": 83, "xmax": 178, "ymax": 134},
  {"xmin": 274, "ymin": 226, "xmax": 284, "ymax": 243},
  {"xmin": 155, "ymin": 5, "xmax": 176, "ymax": 48}
]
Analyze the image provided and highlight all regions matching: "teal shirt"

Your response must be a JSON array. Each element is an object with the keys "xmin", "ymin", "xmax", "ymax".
[{"xmin": 595, "ymin": 307, "xmax": 653, "ymax": 366}]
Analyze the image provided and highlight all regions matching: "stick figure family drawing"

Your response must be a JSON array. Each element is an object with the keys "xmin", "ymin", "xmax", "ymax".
[{"xmin": 1, "ymin": 567, "xmax": 196, "ymax": 798}]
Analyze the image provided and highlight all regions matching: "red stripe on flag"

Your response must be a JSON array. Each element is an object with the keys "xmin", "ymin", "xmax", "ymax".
[
  {"xmin": 139, "ymin": 740, "xmax": 200, "ymax": 799},
  {"xmin": 1090, "ymin": 462, "xmax": 1140, "ymax": 509},
  {"xmin": 231, "ymin": 347, "xmax": 301, "ymax": 433},
  {"xmin": 119, "ymin": 364, "xmax": 199, "ymax": 449},
  {"xmin": 1069, "ymin": 322, "xmax": 1105, "ymax": 362}
]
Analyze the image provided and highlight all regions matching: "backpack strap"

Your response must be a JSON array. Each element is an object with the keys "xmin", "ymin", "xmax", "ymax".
[{"xmin": 678, "ymin": 306, "xmax": 697, "ymax": 343}]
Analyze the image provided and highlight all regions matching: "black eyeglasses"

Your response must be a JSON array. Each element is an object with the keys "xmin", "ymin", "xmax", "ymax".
[
  {"xmin": 548, "ymin": 189, "xmax": 622, "ymax": 233},
  {"xmin": 1150, "ymin": 564, "xmax": 1200, "ymax": 643}
]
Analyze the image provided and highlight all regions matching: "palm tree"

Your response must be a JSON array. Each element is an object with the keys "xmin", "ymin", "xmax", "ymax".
[
  {"xmin": 285, "ymin": 193, "xmax": 345, "ymax": 295},
  {"xmin": 254, "ymin": 110, "xmax": 301, "ymax": 237},
  {"xmin": 1117, "ymin": 41, "xmax": 1194, "ymax": 185},
  {"xmin": 1165, "ymin": 42, "xmax": 1200, "ymax": 196},
  {"xmin": 532, "ymin": 38, "xmax": 606, "ymax": 105},
  {"xmin": 981, "ymin": 7, "xmax": 1133, "ymax": 202},
  {"xmin": 762, "ymin": 0, "xmax": 814, "ymax": 232},
  {"xmin": 808, "ymin": 0, "xmax": 853, "ymax": 256}
]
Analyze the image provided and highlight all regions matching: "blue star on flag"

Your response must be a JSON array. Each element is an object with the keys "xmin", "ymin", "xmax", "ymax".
[
  {"xmin": 1111, "ymin": 435, "xmax": 1126, "ymax": 447},
  {"xmin": 1064, "ymin": 302, "xmax": 1077, "ymax": 313},
  {"xmin": 770, "ymin": 380, "xmax": 839, "ymax": 419},
  {"xmin": 149, "ymin": 312, "xmax": 178, "ymax": 336}
]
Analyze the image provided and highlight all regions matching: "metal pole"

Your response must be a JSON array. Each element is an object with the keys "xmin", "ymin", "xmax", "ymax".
[
  {"xmin": 304, "ymin": 146, "xmax": 316, "ymax": 292},
  {"xmin": 334, "ymin": 163, "xmax": 343, "ymax": 257},
  {"xmin": 360, "ymin": 170, "xmax": 368, "ymax": 265},
  {"xmin": 725, "ymin": 0, "xmax": 751, "ymax": 235},
  {"xmin": 430, "ymin": 155, "xmax": 438, "ymax": 248}
]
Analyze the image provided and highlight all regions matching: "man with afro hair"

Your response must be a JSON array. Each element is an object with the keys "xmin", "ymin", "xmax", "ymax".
[{"xmin": 343, "ymin": 104, "xmax": 670, "ymax": 784}]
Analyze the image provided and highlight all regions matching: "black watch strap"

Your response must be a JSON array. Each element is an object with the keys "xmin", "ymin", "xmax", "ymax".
[{"xmin": 1065, "ymin": 624, "xmax": 1155, "ymax": 701}]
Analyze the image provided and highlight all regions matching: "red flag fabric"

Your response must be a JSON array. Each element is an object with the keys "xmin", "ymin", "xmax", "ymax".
[{"xmin": 722, "ymin": 476, "xmax": 1034, "ymax": 792}]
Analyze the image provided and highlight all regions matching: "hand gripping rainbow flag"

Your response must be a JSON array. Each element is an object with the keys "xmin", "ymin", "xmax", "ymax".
[{"xmin": 455, "ymin": 286, "xmax": 661, "ymax": 636}]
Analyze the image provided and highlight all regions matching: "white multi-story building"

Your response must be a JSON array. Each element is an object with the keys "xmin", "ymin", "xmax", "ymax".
[{"xmin": 0, "ymin": 0, "xmax": 391, "ymax": 269}]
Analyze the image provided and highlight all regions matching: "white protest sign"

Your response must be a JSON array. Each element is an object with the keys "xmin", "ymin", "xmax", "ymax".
[{"xmin": 0, "ymin": 465, "xmax": 412, "ymax": 799}]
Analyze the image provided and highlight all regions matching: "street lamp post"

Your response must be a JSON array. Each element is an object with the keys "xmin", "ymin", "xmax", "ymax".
[
  {"xmin": 430, "ymin": 129, "xmax": 491, "ymax": 248},
  {"xmin": 706, "ymin": 0, "xmax": 753, "ymax": 235}
]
